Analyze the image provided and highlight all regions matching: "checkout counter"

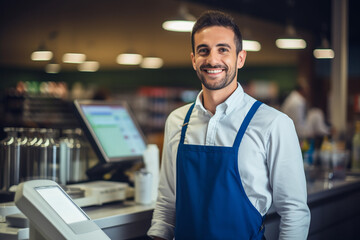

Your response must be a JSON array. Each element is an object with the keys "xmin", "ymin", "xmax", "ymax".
[
  {"xmin": 0, "ymin": 100, "xmax": 153, "ymax": 239},
  {"xmin": 86, "ymin": 171, "xmax": 360, "ymax": 240},
  {"xmin": 2, "ymin": 170, "xmax": 360, "ymax": 240},
  {"xmin": 1, "ymin": 100, "xmax": 360, "ymax": 239}
]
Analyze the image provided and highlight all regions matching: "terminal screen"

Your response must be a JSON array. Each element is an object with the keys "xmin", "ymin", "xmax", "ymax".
[
  {"xmin": 80, "ymin": 105, "xmax": 146, "ymax": 158},
  {"xmin": 35, "ymin": 186, "xmax": 89, "ymax": 224}
]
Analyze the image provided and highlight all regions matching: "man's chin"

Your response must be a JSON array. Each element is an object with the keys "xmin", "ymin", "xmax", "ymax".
[{"xmin": 202, "ymin": 82, "xmax": 225, "ymax": 91}]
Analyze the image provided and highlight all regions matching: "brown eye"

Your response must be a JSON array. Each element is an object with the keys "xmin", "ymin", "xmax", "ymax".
[
  {"xmin": 219, "ymin": 48, "xmax": 229, "ymax": 53},
  {"xmin": 198, "ymin": 48, "xmax": 209, "ymax": 55}
]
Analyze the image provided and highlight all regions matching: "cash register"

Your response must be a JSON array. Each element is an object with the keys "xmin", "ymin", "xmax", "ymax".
[
  {"xmin": 74, "ymin": 99, "xmax": 147, "ymax": 165},
  {"xmin": 0, "ymin": 100, "xmax": 149, "ymax": 239},
  {"xmin": 68, "ymin": 100, "xmax": 148, "ymax": 207}
]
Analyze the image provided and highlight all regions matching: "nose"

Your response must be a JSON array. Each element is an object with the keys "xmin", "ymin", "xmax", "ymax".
[{"xmin": 205, "ymin": 50, "xmax": 219, "ymax": 65}]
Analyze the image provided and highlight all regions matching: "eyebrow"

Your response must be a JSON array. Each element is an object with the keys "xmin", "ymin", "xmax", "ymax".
[
  {"xmin": 196, "ymin": 43, "xmax": 232, "ymax": 51},
  {"xmin": 217, "ymin": 43, "xmax": 231, "ymax": 49}
]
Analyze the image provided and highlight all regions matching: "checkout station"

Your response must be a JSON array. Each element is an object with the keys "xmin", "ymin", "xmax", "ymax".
[
  {"xmin": 1, "ymin": 100, "xmax": 360, "ymax": 240},
  {"xmin": 0, "ymin": 100, "xmax": 156, "ymax": 239}
]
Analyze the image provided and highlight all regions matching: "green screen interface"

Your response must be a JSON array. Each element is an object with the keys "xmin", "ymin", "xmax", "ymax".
[{"xmin": 81, "ymin": 105, "xmax": 146, "ymax": 158}]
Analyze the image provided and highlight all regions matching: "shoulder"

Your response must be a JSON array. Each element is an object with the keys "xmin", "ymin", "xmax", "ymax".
[
  {"xmin": 259, "ymin": 102, "xmax": 289, "ymax": 121},
  {"xmin": 167, "ymin": 103, "xmax": 193, "ymax": 124},
  {"xmin": 244, "ymin": 94, "xmax": 294, "ymax": 130}
]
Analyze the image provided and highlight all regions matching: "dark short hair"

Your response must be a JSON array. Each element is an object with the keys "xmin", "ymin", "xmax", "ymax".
[{"xmin": 191, "ymin": 10, "xmax": 243, "ymax": 54}]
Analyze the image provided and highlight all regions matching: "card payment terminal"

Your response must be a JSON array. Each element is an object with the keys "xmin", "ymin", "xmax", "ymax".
[{"xmin": 14, "ymin": 180, "xmax": 110, "ymax": 240}]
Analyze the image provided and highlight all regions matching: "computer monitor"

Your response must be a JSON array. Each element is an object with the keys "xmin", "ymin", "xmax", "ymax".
[{"xmin": 74, "ymin": 100, "xmax": 147, "ymax": 163}]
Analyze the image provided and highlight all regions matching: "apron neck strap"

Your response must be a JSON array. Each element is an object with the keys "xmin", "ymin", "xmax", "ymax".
[
  {"xmin": 232, "ymin": 101, "xmax": 262, "ymax": 148},
  {"xmin": 180, "ymin": 103, "xmax": 196, "ymax": 144},
  {"xmin": 180, "ymin": 101, "xmax": 262, "ymax": 147}
]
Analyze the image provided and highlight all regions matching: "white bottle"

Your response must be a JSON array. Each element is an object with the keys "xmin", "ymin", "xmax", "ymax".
[
  {"xmin": 143, "ymin": 144, "xmax": 159, "ymax": 202},
  {"xmin": 135, "ymin": 169, "xmax": 152, "ymax": 205}
]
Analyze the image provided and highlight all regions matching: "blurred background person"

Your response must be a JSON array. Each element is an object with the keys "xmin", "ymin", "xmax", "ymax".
[{"xmin": 281, "ymin": 80, "xmax": 330, "ymax": 140}]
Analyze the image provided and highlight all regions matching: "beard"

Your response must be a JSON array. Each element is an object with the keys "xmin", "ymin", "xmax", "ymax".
[{"xmin": 196, "ymin": 61, "xmax": 237, "ymax": 91}]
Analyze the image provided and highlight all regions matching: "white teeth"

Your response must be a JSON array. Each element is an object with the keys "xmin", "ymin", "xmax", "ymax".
[{"xmin": 207, "ymin": 69, "xmax": 222, "ymax": 74}]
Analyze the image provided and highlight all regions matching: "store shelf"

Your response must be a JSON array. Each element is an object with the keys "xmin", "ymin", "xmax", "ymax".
[{"xmin": 2, "ymin": 94, "xmax": 79, "ymax": 129}]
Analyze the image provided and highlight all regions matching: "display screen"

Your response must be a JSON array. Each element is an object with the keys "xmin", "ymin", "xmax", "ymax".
[
  {"xmin": 35, "ymin": 186, "xmax": 89, "ymax": 224},
  {"xmin": 75, "ymin": 101, "xmax": 147, "ymax": 162}
]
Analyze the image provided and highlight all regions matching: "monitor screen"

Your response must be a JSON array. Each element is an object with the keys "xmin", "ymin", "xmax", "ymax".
[
  {"xmin": 74, "ymin": 100, "xmax": 147, "ymax": 163},
  {"xmin": 35, "ymin": 186, "xmax": 89, "ymax": 224}
]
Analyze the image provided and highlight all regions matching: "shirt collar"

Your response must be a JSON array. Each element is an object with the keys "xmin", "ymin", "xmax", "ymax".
[{"xmin": 195, "ymin": 82, "xmax": 244, "ymax": 116}]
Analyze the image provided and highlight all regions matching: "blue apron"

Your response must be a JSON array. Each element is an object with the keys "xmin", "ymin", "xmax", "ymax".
[{"xmin": 175, "ymin": 101, "xmax": 265, "ymax": 240}]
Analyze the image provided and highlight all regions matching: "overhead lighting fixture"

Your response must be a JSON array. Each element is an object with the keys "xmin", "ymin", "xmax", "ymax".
[
  {"xmin": 78, "ymin": 61, "xmax": 100, "ymax": 72},
  {"xmin": 313, "ymin": 37, "xmax": 334, "ymax": 59},
  {"xmin": 116, "ymin": 53, "xmax": 143, "ymax": 65},
  {"xmin": 241, "ymin": 28, "xmax": 261, "ymax": 52},
  {"xmin": 276, "ymin": 39, "xmax": 306, "ymax": 49},
  {"xmin": 162, "ymin": 20, "xmax": 195, "ymax": 32},
  {"xmin": 275, "ymin": 24, "xmax": 306, "ymax": 49},
  {"xmin": 313, "ymin": 49, "xmax": 335, "ymax": 59},
  {"xmin": 45, "ymin": 63, "xmax": 61, "ymax": 74},
  {"xmin": 162, "ymin": 5, "xmax": 196, "ymax": 32},
  {"xmin": 31, "ymin": 50, "xmax": 53, "ymax": 61},
  {"xmin": 140, "ymin": 57, "xmax": 164, "ymax": 69},
  {"xmin": 31, "ymin": 42, "xmax": 53, "ymax": 61},
  {"xmin": 62, "ymin": 53, "xmax": 86, "ymax": 63},
  {"xmin": 243, "ymin": 40, "xmax": 261, "ymax": 52}
]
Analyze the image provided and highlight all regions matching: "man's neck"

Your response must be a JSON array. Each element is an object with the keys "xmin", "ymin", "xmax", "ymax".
[{"xmin": 202, "ymin": 82, "xmax": 237, "ymax": 114}]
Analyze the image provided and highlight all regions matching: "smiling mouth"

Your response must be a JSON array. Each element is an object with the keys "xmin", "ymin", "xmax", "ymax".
[
  {"xmin": 205, "ymin": 69, "xmax": 223, "ymax": 74},
  {"xmin": 200, "ymin": 64, "xmax": 226, "ymax": 75},
  {"xmin": 201, "ymin": 68, "xmax": 226, "ymax": 76}
]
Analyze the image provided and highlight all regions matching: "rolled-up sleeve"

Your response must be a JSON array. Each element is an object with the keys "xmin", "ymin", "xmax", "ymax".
[{"xmin": 266, "ymin": 114, "xmax": 311, "ymax": 239}]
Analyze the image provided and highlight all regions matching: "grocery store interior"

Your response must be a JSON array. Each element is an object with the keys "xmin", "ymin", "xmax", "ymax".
[{"xmin": 0, "ymin": 0, "xmax": 360, "ymax": 239}]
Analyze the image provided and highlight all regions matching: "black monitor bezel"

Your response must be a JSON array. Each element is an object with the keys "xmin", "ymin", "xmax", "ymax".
[{"xmin": 74, "ymin": 99, "xmax": 147, "ymax": 164}]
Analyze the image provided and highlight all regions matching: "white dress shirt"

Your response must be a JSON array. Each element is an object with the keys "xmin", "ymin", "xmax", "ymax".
[{"xmin": 148, "ymin": 83, "xmax": 311, "ymax": 240}]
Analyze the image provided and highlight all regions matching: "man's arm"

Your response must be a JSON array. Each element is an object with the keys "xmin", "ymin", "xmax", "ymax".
[
  {"xmin": 147, "ymin": 117, "xmax": 177, "ymax": 240},
  {"xmin": 267, "ymin": 114, "xmax": 311, "ymax": 239}
]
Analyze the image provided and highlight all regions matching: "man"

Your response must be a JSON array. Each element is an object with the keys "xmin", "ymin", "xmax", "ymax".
[
  {"xmin": 281, "ymin": 82, "xmax": 330, "ymax": 139},
  {"xmin": 148, "ymin": 10, "xmax": 310, "ymax": 240},
  {"xmin": 281, "ymin": 83, "xmax": 309, "ymax": 139}
]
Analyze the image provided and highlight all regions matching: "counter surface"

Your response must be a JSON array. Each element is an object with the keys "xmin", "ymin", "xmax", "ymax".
[
  {"xmin": 86, "ymin": 201, "xmax": 155, "ymax": 226},
  {"xmin": 84, "ymin": 171, "xmax": 360, "ymax": 239},
  {"xmin": 2, "ymin": 171, "xmax": 359, "ymax": 239}
]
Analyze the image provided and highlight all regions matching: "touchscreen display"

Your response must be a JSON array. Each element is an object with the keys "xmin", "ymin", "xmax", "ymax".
[
  {"xmin": 36, "ymin": 186, "xmax": 89, "ymax": 224},
  {"xmin": 80, "ymin": 105, "xmax": 146, "ymax": 158}
]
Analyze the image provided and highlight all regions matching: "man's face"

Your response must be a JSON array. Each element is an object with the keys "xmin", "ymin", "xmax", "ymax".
[{"xmin": 191, "ymin": 26, "xmax": 246, "ymax": 91}]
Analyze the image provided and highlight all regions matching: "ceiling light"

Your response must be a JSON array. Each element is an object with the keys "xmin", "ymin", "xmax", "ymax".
[
  {"xmin": 116, "ymin": 53, "xmax": 143, "ymax": 65},
  {"xmin": 162, "ymin": 20, "xmax": 195, "ymax": 32},
  {"xmin": 162, "ymin": 5, "xmax": 196, "ymax": 32},
  {"xmin": 45, "ymin": 63, "xmax": 61, "ymax": 74},
  {"xmin": 276, "ymin": 24, "xmax": 306, "ymax": 49},
  {"xmin": 31, "ymin": 50, "xmax": 53, "ymax": 61},
  {"xmin": 78, "ymin": 61, "xmax": 100, "ymax": 72},
  {"xmin": 313, "ymin": 49, "xmax": 335, "ymax": 59},
  {"xmin": 275, "ymin": 39, "xmax": 306, "ymax": 49},
  {"xmin": 243, "ymin": 40, "xmax": 261, "ymax": 52},
  {"xmin": 313, "ymin": 37, "xmax": 334, "ymax": 59},
  {"xmin": 31, "ymin": 42, "xmax": 53, "ymax": 61},
  {"xmin": 62, "ymin": 53, "xmax": 86, "ymax": 63},
  {"xmin": 140, "ymin": 57, "xmax": 164, "ymax": 69}
]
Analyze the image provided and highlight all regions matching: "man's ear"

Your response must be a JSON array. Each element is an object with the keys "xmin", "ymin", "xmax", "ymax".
[
  {"xmin": 191, "ymin": 52, "xmax": 196, "ymax": 71},
  {"xmin": 237, "ymin": 50, "xmax": 247, "ymax": 69}
]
